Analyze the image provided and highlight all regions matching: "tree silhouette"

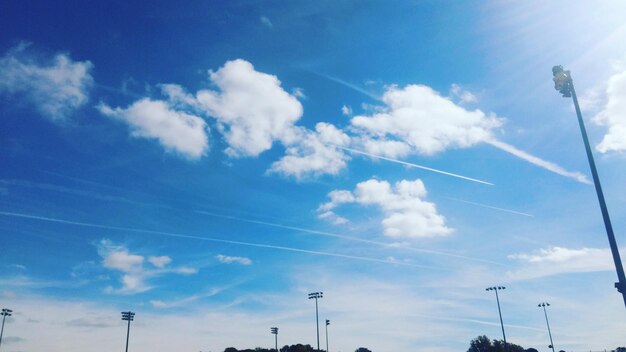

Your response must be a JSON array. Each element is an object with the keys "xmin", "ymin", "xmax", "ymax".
[
  {"xmin": 354, "ymin": 348, "xmax": 372, "ymax": 352},
  {"xmin": 467, "ymin": 335, "xmax": 526, "ymax": 352}
]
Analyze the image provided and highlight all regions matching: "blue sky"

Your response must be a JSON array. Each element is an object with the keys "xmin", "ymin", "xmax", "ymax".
[{"xmin": 2, "ymin": 1, "xmax": 626, "ymax": 351}]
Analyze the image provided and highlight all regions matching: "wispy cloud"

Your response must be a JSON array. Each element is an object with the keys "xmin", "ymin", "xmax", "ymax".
[
  {"xmin": 507, "ymin": 246, "xmax": 614, "ymax": 280},
  {"xmin": 0, "ymin": 42, "xmax": 93, "ymax": 121},
  {"xmin": 216, "ymin": 254, "xmax": 252, "ymax": 265},
  {"xmin": 97, "ymin": 239, "xmax": 198, "ymax": 294}
]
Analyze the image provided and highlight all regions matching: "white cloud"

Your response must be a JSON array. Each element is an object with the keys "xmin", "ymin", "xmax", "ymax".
[
  {"xmin": 148, "ymin": 256, "xmax": 172, "ymax": 268},
  {"xmin": 269, "ymin": 123, "xmax": 351, "ymax": 179},
  {"xmin": 507, "ymin": 246, "xmax": 614, "ymax": 280},
  {"xmin": 97, "ymin": 98, "xmax": 209, "ymax": 159},
  {"xmin": 0, "ymin": 43, "xmax": 93, "ymax": 121},
  {"xmin": 216, "ymin": 254, "xmax": 252, "ymax": 265},
  {"xmin": 341, "ymin": 104, "xmax": 353, "ymax": 116},
  {"xmin": 350, "ymin": 84, "xmax": 502, "ymax": 157},
  {"xmin": 594, "ymin": 69, "xmax": 626, "ymax": 153},
  {"xmin": 97, "ymin": 239, "xmax": 197, "ymax": 294},
  {"xmin": 449, "ymin": 83, "xmax": 478, "ymax": 104},
  {"xmin": 195, "ymin": 59, "xmax": 303, "ymax": 157},
  {"xmin": 260, "ymin": 16, "xmax": 273, "ymax": 28},
  {"xmin": 319, "ymin": 178, "xmax": 453, "ymax": 238}
]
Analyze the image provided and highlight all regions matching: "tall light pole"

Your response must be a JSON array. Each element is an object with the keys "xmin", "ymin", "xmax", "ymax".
[
  {"xmin": 271, "ymin": 327, "xmax": 278, "ymax": 352},
  {"xmin": 0, "ymin": 308, "xmax": 12, "ymax": 351},
  {"xmin": 121, "ymin": 311, "xmax": 135, "ymax": 352},
  {"xmin": 538, "ymin": 302, "xmax": 555, "ymax": 352},
  {"xmin": 308, "ymin": 292, "xmax": 323, "ymax": 351},
  {"xmin": 325, "ymin": 319, "xmax": 330, "ymax": 352},
  {"xmin": 486, "ymin": 286, "xmax": 507, "ymax": 349},
  {"xmin": 552, "ymin": 65, "xmax": 626, "ymax": 308}
]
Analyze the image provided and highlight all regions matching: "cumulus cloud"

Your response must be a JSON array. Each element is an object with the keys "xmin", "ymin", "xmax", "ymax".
[
  {"xmin": 269, "ymin": 123, "xmax": 351, "ymax": 179},
  {"xmin": 97, "ymin": 240, "xmax": 197, "ymax": 294},
  {"xmin": 507, "ymin": 246, "xmax": 614, "ymax": 280},
  {"xmin": 195, "ymin": 59, "xmax": 303, "ymax": 157},
  {"xmin": 97, "ymin": 98, "xmax": 209, "ymax": 159},
  {"xmin": 594, "ymin": 69, "xmax": 626, "ymax": 153},
  {"xmin": 350, "ymin": 84, "xmax": 502, "ymax": 158},
  {"xmin": 318, "ymin": 178, "xmax": 452, "ymax": 238},
  {"xmin": 0, "ymin": 43, "xmax": 93, "ymax": 121},
  {"xmin": 216, "ymin": 254, "xmax": 252, "ymax": 265}
]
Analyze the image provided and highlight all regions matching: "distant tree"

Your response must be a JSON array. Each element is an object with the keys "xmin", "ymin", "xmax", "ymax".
[
  {"xmin": 467, "ymin": 335, "xmax": 525, "ymax": 352},
  {"xmin": 224, "ymin": 348, "xmax": 238, "ymax": 352},
  {"xmin": 525, "ymin": 348, "xmax": 539, "ymax": 352},
  {"xmin": 355, "ymin": 348, "xmax": 372, "ymax": 352},
  {"xmin": 468, "ymin": 335, "xmax": 492, "ymax": 352},
  {"xmin": 615, "ymin": 348, "xmax": 626, "ymax": 352}
]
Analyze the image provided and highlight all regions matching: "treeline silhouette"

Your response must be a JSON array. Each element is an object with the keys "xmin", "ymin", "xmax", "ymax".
[
  {"xmin": 223, "ymin": 345, "xmax": 372, "ymax": 352},
  {"xmin": 467, "ymin": 335, "xmax": 626, "ymax": 352}
]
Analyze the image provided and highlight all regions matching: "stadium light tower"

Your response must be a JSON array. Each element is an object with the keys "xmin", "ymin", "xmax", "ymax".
[
  {"xmin": 325, "ymin": 319, "xmax": 330, "ymax": 352},
  {"xmin": 0, "ymin": 308, "xmax": 13, "ymax": 351},
  {"xmin": 552, "ymin": 65, "xmax": 626, "ymax": 308},
  {"xmin": 271, "ymin": 327, "xmax": 278, "ymax": 352},
  {"xmin": 308, "ymin": 292, "xmax": 323, "ymax": 351},
  {"xmin": 538, "ymin": 302, "xmax": 555, "ymax": 352},
  {"xmin": 121, "ymin": 311, "xmax": 135, "ymax": 352},
  {"xmin": 486, "ymin": 286, "xmax": 507, "ymax": 349}
]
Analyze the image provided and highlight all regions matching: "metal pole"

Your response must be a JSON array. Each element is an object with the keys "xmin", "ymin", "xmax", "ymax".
[
  {"xmin": 125, "ymin": 317, "xmax": 131, "ymax": 352},
  {"xmin": 315, "ymin": 297, "xmax": 320, "ymax": 351},
  {"xmin": 553, "ymin": 66, "xmax": 626, "ymax": 307},
  {"xmin": 325, "ymin": 319, "xmax": 329, "ymax": 352},
  {"xmin": 0, "ymin": 313, "xmax": 6, "ymax": 350},
  {"xmin": 0, "ymin": 308, "xmax": 12, "ymax": 351},
  {"xmin": 540, "ymin": 303, "xmax": 555, "ymax": 352},
  {"xmin": 275, "ymin": 332, "xmax": 278, "ymax": 352},
  {"xmin": 494, "ymin": 289, "xmax": 507, "ymax": 347}
]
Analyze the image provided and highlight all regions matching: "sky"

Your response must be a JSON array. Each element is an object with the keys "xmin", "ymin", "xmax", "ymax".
[{"xmin": 1, "ymin": 1, "xmax": 626, "ymax": 352}]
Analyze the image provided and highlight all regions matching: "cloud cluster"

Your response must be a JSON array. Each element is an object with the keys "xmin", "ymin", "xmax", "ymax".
[
  {"xmin": 0, "ymin": 43, "xmax": 93, "ymax": 121},
  {"xmin": 269, "ymin": 123, "xmax": 351, "ymax": 179},
  {"xmin": 594, "ymin": 69, "xmax": 626, "ymax": 153},
  {"xmin": 97, "ymin": 239, "xmax": 197, "ymax": 294},
  {"xmin": 319, "ymin": 178, "xmax": 453, "ymax": 238},
  {"xmin": 2, "ymin": 43, "xmax": 584, "ymax": 182},
  {"xmin": 350, "ymin": 84, "xmax": 502, "ymax": 158}
]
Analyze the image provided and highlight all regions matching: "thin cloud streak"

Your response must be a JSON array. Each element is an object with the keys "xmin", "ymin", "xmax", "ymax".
[
  {"xmin": 195, "ymin": 210, "xmax": 504, "ymax": 266},
  {"xmin": 446, "ymin": 197, "xmax": 533, "ymax": 217},
  {"xmin": 0, "ymin": 211, "xmax": 441, "ymax": 270},
  {"xmin": 486, "ymin": 139, "xmax": 591, "ymax": 184},
  {"xmin": 338, "ymin": 146, "xmax": 494, "ymax": 186},
  {"xmin": 309, "ymin": 72, "xmax": 382, "ymax": 101}
]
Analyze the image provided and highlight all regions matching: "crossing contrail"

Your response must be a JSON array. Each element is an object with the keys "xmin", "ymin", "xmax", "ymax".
[
  {"xmin": 0, "ymin": 211, "xmax": 442, "ymax": 270},
  {"xmin": 337, "ymin": 146, "xmax": 494, "ymax": 185},
  {"xmin": 195, "ymin": 210, "xmax": 504, "ymax": 266}
]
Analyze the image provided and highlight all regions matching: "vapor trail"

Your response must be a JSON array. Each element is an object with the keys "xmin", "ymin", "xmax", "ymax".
[
  {"xmin": 0, "ymin": 211, "xmax": 440, "ymax": 270},
  {"xmin": 446, "ymin": 197, "xmax": 533, "ymax": 217},
  {"xmin": 486, "ymin": 138, "xmax": 590, "ymax": 184},
  {"xmin": 337, "ymin": 146, "xmax": 494, "ymax": 186},
  {"xmin": 195, "ymin": 210, "xmax": 504, "ymax": 266}
]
